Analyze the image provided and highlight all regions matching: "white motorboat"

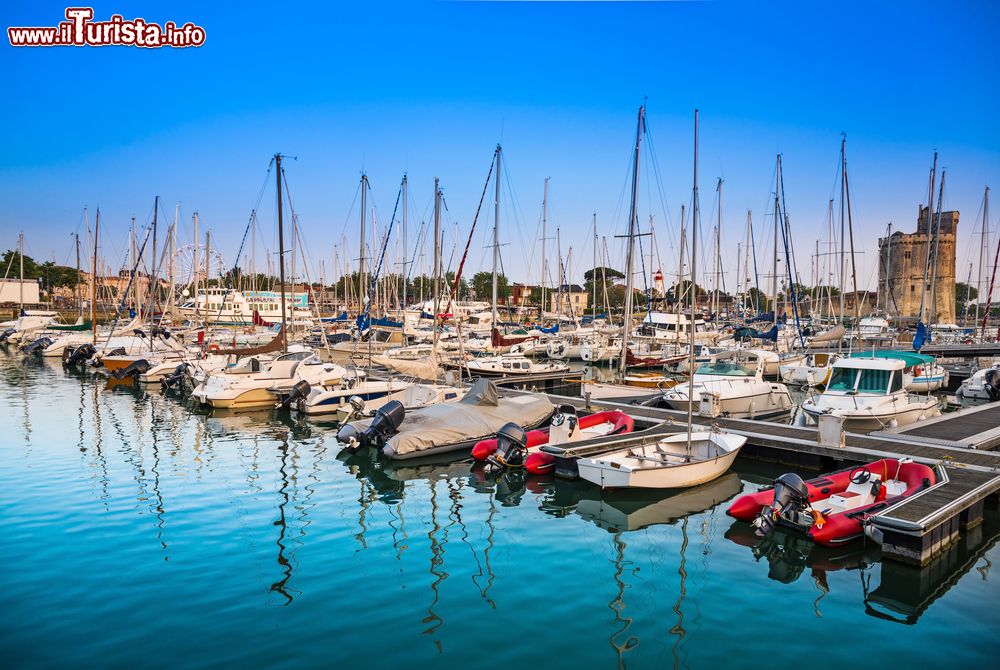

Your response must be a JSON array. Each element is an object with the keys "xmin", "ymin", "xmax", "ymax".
[
  {"xmin": 576, "ymin": 430, "xmax": 746, "ymax": 489},
  {"xmin": 175, "ymin": 287, "xmax": 313, "ymax": 326},
  {"xmin": 800, "ymin": 354, "xmax": 941, "ymax": 431},
  {"xmin": 660, "ymin": 349, "xmax": 793, "ymax": 419},
  {"xmin": 464, "ymin": 353, "xmax": 569, "ymax": 376},
  {"xmin": 191, "ymin": 351, "xmax": 346, "ymax": 409},
  {"xmin": 956, "ymin": 363, "xmax": 1000, "ymax": 404},
  {"xmin": 579, "ymin": 336, "xmax": 622, "ymax": 363}
]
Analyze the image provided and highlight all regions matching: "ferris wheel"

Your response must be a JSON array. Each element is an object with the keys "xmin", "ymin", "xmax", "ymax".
[{"xmin": 171, "ymin": 244, "xmax": 227, "ymax": 286}]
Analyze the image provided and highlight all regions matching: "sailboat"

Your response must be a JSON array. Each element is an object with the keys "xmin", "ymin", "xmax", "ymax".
[{"xmin": 577, "ymin": 107, "xmax": 746, "ymax": 490}]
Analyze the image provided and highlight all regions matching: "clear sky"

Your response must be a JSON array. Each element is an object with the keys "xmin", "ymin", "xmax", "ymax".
[{"xmin": 2, "ymin": 0, "xmax": 999, "ymax": 296}]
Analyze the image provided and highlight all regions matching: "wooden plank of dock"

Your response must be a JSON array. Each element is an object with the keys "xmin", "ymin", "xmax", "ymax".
[{"xmin": 875, "ymin": 402, "xmax": 1000, "ymax": 451}]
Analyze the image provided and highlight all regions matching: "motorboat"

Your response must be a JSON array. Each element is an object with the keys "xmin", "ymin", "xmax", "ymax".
[
  {"xmin": 779, "ymin": 351, "xmax": 842, "ymax": 387},
  {"xmin": 191, "ymin": 351, "xmax": 347, "ymax": 409},
  {"xmin": 579, "ymin": 336, "xmax": 622, "ymax": 363},
  {"xmin": 727, "ymin": 458, "xmax": 937, "ymax": 546},
  {"xmin": 659, "ymin": 349, "xmax": 794, "ymax": 419},
  {"xmin": 575, "ymin": 429, "xmax": 746, "ymax": 489},
  {"xmin": 471, "ymin": 406, "xmax": 634, "ymax": 474},
  {"xmin": 956, "ymin": 363, "xmax": 1000, "ymax": 404},
  {"xmin": 336, "ymin": 377, "xmax": 553, "ymax": 460},
  {"xmin": 800, "ymin": 353, "xmax": 941, "ymax": 431},
  {"xmin": 464, "ymin": 353, "xmax": 569, "ymax": 376}
]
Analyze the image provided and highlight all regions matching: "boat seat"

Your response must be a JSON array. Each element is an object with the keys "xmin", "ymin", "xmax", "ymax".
[{"xmin": 822, "ymin": 476, "xmax": 881, "ymax": 514}]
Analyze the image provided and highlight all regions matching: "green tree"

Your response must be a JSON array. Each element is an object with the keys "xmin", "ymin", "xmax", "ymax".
[{"xmin": 471, "ymin": 271, "xmax": 507, "ymax": 302}]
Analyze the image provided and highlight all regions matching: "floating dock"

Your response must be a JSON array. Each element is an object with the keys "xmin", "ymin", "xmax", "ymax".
[{"xmin": 495, "ymin": 373, "xmax": 1000, "ymax": 567}]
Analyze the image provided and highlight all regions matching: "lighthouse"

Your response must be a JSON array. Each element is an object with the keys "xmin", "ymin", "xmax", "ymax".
[{"xmin": 654, "ymin": 269, "xmax": 664, "ymax": 296}]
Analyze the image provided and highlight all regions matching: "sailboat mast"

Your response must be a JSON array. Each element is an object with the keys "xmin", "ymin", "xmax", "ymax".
[
  {"xmin": 75, "ymin": 231, "xmax": 82, "ymax": 319},
  {"xmin": 715, "ymin": 178, "xmax": 722, "ymax": 319},
  {"xmin": 401, "ymin": 174, "xmax": 408, "ymax": 310},
  {"xmin": 432, "ymin": 178, "xmax": 441, "ymax": 350},
  {"xmin": 975, "ymin": 187, "xmax": 990, "ymax": 337},
  {"xmin": 918, "ymin": 153, "xmax": 938, "ymax": 325},
  {"xmin": 18, "ymin": 232, "xmax": 24, "ymax": 313},
  {"xmin": 359, "ymin": 173, "xmax": 368, "ymax": 313},
  {"xmin": 687, "ymin": 109, "xmax": 700, "ymax": 450},
  {"xmin": 91, "ymin": 208, "xmax": 100, "ymax": 344},
  {"xmin": 275, "ymin": 153, "xmax": 288, "ymax": 353},
  {"xmin": 193, "ymin": 211, "xmax": 199, "ymax": 321},
  {"xmin": 592, "ymin": 212, "xmax": 597, "ymax": 318},
  {"xmin": 619, "ymin": 104, "xmax": 645, "ymax": 375},
  {"xmin": 928, "ymin": 170, "xmax": 946, "ymax": 325},
  {"xmin": 492, "ymin": 145, "xmax": 501, "ymax": 329},
  {"xmin": 772, "ymin": 158, "xmax": 780, "ymax": 329},
  {"xmin": 676, "ymin": 205, "xmax": 686, "ymax": 328},
  {"xmin": 541, "ymin": 177, "xmax": 548, "ymax": 318}
]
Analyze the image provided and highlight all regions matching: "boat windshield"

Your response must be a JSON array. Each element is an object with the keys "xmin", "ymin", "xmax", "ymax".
[
  {"xmin": 826, "ymin": 368, "xmax": 858, "ymax": 391},
  {"xmin": 695, "ymin": 360, "xmax": 754, "ymax": 377},
  {"xmin": 827, "ymin": 367, "xmax": 892, "ymax": 394}
]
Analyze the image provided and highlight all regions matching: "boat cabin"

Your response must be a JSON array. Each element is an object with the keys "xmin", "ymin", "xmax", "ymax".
[{"xmin": 825, "ymin": 358, "xmax": 904, "ymax": 396}]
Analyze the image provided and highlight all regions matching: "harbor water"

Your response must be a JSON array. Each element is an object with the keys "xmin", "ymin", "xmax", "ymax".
[{"xmin": 1, "ymin": 354, "xmax": 998, "ymax": 668}]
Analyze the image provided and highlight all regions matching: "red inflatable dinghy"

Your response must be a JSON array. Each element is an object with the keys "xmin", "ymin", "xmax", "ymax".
[
  {"xmin": 727, "ymin": 458, "xmax": 935, "ymax": 546},
  {"xmin": 472, "ymin": 409, "xmax": 634, "ymax": 475}
]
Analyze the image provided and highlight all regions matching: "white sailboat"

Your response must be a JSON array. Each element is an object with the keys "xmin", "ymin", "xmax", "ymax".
[{"xmin": 577, "ymin": 107, "xmax": 746, "ymax": 489}]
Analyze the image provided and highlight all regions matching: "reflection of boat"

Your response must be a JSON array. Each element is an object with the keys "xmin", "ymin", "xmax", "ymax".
[
  {"xmin": 725, "ymin": 522, "xmax": 880, "ymax": 584},
  {"xmin": 576, "ymin": 472, "xmax": 742, "ymax": 532}
]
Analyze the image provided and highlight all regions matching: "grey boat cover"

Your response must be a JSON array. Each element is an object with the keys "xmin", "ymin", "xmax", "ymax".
[{"xmin": 371, "ymin": 378, "xmax": 553, "ymax": 460}]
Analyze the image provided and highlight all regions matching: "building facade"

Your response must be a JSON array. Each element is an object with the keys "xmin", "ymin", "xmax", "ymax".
[
  {"xmin": 877, "ymin": 206, "xmax": 958, "ymax": 324},
  {"xmin": 550, "ymin": 284, "xmax": 588, "ymax": 316}
]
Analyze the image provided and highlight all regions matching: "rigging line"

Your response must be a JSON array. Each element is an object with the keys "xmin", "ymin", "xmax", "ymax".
[
  {"xmin": 360, "ymin": 183, "xmax": 403, "ymax": 322},
  {"xmin": 445, "ymin": 150, "xmax": 496, "ymax": 317},
  {"xmin": 643, "ymin": 117, "xmax": 677, "ymax": 251}
]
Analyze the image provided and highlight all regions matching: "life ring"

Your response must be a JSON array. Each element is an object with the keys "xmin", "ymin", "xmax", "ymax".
[
  {"xmin": 913, "ymin": 365, "xmax": 922, "ymax": 377},
  {"xmin": 208, "ymin": 343, "xmax": 221, "ymax": 352}
]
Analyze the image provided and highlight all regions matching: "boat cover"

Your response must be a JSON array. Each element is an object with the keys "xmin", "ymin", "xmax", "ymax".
[
  {"xmin": 367, "ymin": 378, "xmax": 553, "ymax": 460},
  {"xmin": 849, "ymin": 350, "xmax": 933, "ymax": 367},
  {"xmin": 808, "ymin": 324, "xmax": 846, "ymax": 344},
  {"xmin": 371, "ymin": 353, "xmax": 442, "ymax": 381}
]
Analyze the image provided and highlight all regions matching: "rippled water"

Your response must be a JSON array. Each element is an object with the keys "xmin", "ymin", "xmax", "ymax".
[{"xmin": 1, "ymin": 354, "xmax": 997, "ymax": 669}]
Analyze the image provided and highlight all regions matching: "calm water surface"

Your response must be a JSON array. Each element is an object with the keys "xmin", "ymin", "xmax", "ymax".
[{"xmin": 1, "ymin": 354, "xmax": 997, "ymax": 669}]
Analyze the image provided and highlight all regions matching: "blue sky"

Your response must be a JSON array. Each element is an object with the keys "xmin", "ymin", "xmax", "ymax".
[{"xmin": 2, "ymin": 0, "xmax": 998, "ymax": 294}]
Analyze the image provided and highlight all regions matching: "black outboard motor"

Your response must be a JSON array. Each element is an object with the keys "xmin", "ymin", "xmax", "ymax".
[
  {"xmin": 753, "ymin": 472, "xmax": 810, "ymax": 537},
  {"xmin": 984, "ymin": 369, "xmax": 1000, "ymax": 402},
  {"xmin": 21, "ymin": 337, "xmax": 53, "ymax": 355},
  {"xmin": 484, "ymin": 422, "xmax": 529, "ymax": 476},
  {"xmin": 112, "ymin": 359, "xmax": 151, "ymax": 380},
  {"xmin": 337, "ymin": 400, "xmax": 405, "ymax": 452},
  {"xmin": 64, "ymin": 343, "xmax": 97, "ymax": 365},
  {"xmin": 0, "ymin": 328, "xmax": 15, "ymax": 342},
  {"xmin": 276, "ymin": 380, "xmax": 312, "ymax": 411},
  {"xmin": 161, "ymin": 363, "xmax": 191, "ymax": 391}
]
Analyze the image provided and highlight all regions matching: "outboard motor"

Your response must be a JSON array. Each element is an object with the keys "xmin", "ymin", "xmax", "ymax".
[
  {"xmin": 21, "ymin": 337, "xmax": 53, "ymax": 356},
  {"xmin": 161, "ymin": 363, "xmax": 191, "ymax": 392},
  {"xmin": 984, "ymin": 369, "xmax": 1000, "ymax": 402},
  {"xmin": 276, "ymin": 380, "xmax": 312, "ymax": 411},
  {"xmin": 64, "ymin": 343, "xmax": 97, "ymax": 365},
  {"xmin": 337, "ymin": 400, "xmax": 405, "ymax": 452},
  {"xmin": 112, "ymin": 359, "xmax": 151, "ymax": 380},
  {"xmin": 753, "ymin": 472, "xmax": 810, "ymax": 537},
  {"xmin": 133, "ymin": 329, "xmax": 147, "ymax": 339},
  {"xmin": 484, "ymin": 422, "xmax": 529, "ymax": 475},
  {"xmin": 0, "ymin": 328, "xmax": 15, "ymax": 342},
  {"xmin": 339, "ymin": 395, "xmax": 368, "ymax": 425}
]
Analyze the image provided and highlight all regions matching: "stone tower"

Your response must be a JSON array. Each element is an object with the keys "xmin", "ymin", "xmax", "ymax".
[{"xmin": 877, "ymin": 206, "xmax": 958, "ymax": 324}]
